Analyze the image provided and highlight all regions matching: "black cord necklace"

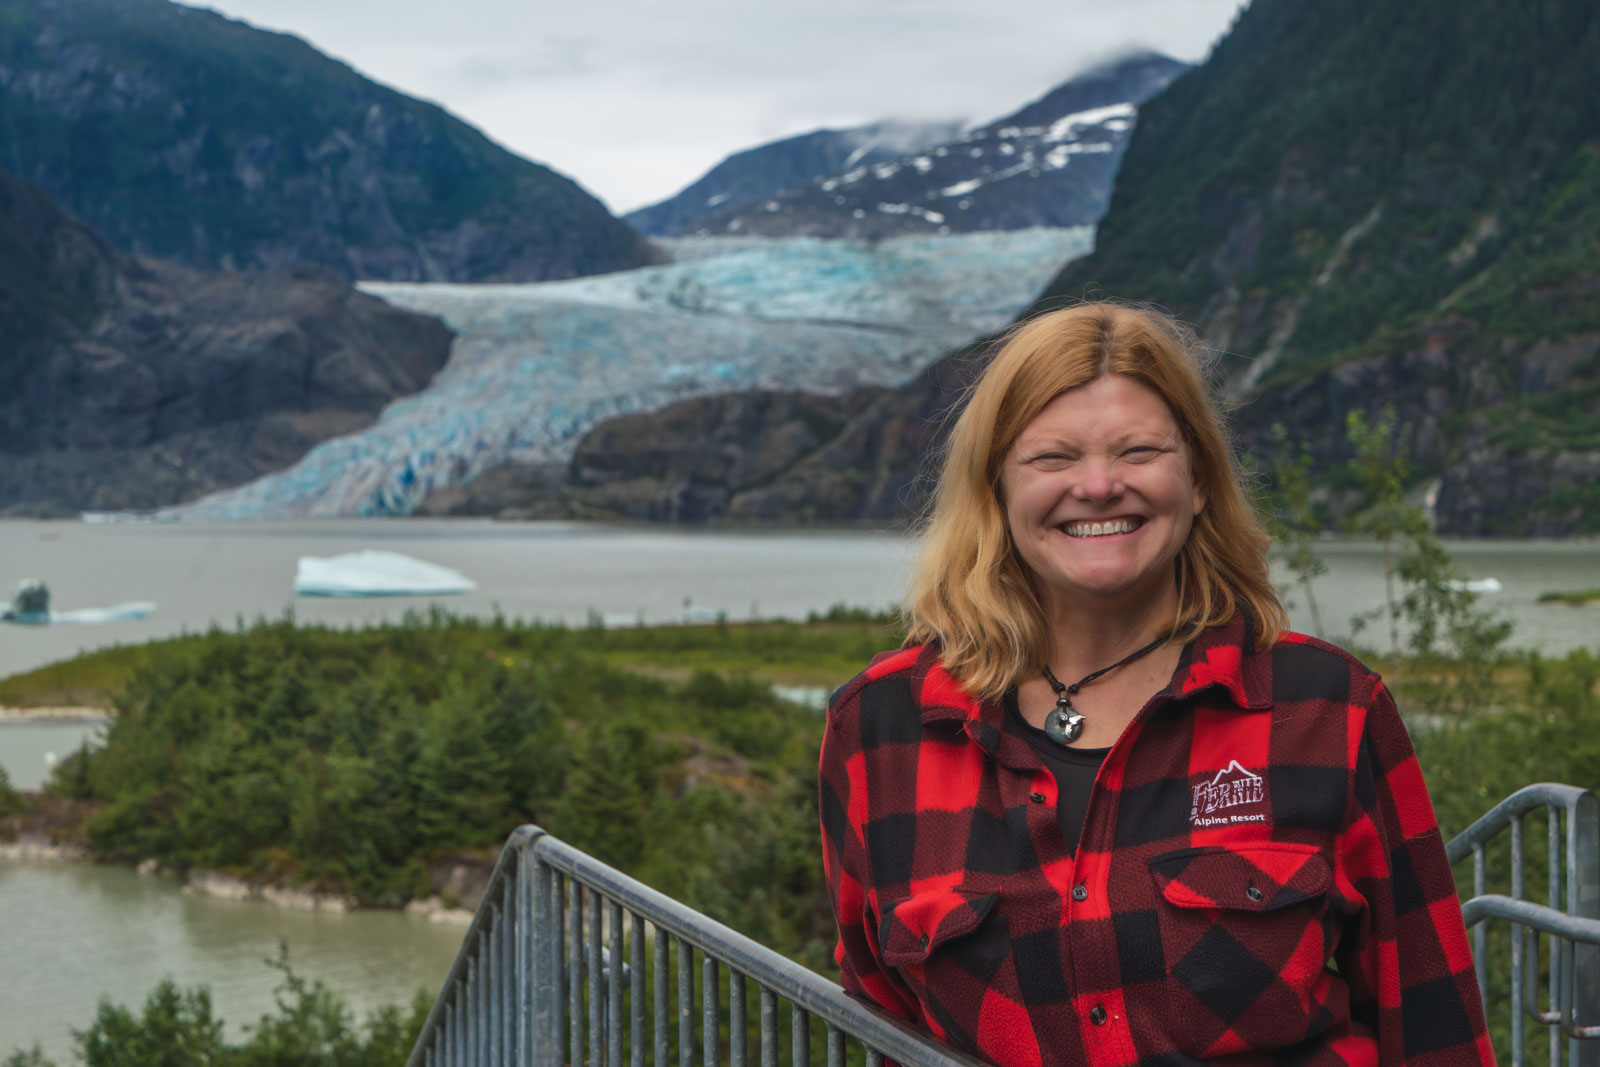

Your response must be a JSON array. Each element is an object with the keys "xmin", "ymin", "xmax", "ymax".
[{"xmin": 1040, "ymin": 635, "xmax": 1167, "ymax": 744}]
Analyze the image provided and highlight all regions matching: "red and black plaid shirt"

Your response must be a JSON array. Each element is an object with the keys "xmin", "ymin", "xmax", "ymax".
[{"xmin": 820, "ymin": 613, "xmax": 1494, "ymax": 1065}]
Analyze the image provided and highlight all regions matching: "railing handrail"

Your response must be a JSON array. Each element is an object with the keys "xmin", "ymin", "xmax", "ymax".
[
  {"xmin": 405, "ymin": 824, "xmax": 985, "ymax": 1067},
  {"xmin": 405, "ymin": 824, "xmax": 543, "ymax": 1067},
  {"xmin": 1443, "ymin": 781, "xmax": 1599, "ymax": 1059},
  {"xmin": 531, "ymin": 832, "xmax": 986, "ymax": 1067},
  {"xmin": 1446, "ymin": 782, "xmax": 1595, "ymax": 864}
]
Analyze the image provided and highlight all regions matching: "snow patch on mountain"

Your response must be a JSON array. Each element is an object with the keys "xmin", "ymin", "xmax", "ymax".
[{"xmin": 163, "ymin": 228, "xmax": 1094, "ymax": 520}]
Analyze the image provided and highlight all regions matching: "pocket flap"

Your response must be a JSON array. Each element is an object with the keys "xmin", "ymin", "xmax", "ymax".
[
  {"xmin": 879, "ymin": 886, "xmax": 1001, "ymax": 966},
  {"xmin": 1149, "ymin": 844, "xmax": 1331, "ymax": 912}
]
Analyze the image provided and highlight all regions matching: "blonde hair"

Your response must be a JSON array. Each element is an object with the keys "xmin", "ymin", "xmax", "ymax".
[{"xmin": 904, "ymin": 302, "xmax": 1286, "ymax": 699}]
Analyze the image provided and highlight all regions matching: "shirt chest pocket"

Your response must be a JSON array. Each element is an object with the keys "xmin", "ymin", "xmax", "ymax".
[
  {"xmin": 877, "ymin": 886, "xmax": 1011, "ymax": 1000},
  {"xmin": 1145, "ymin": 843, "xmax": 1338, "ymax": 1057}
]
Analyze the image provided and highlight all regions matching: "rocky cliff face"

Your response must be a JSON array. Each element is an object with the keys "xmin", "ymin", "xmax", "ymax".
[
  {"xmin": 0, "ymin": 0, "xmax": 657, "ymax": 282},
  {"xmin": 1035, "ymin": 0, "xmax": 1600, "ymax": 535},
  {"xmin": 417, "ymin": 357, "xmax": 979, "ymax": 525},
  {"xmin": 0, "ymin": 170, "xmax": 454, "ymax": 515}
]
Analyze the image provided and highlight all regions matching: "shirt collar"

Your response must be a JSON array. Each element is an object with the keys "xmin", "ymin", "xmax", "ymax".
[{"xmin": 917, "ymin": 610, "xmax": 1273, "ymax": 763}]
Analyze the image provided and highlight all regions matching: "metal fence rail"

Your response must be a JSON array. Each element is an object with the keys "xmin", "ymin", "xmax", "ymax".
[
  {"xmin": 411, "ymin": 783, "xmax": 1600, "ymax": 1067},
  {"xmin": 1445, "ymin": 783, "xmax": 1600, "ymax": 1066},
  {"xmin": 404, "ymin": 825, "xmax": 984, "ymax": 1067}
]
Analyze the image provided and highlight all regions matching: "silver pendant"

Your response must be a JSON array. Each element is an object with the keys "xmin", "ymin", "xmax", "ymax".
[{"xmin": 1044, "ymin": 707, "xmax": 1085, "ymax": 744}]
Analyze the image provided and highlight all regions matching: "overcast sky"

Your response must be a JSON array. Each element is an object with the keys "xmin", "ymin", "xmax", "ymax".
[{"xmin": 198, "ymin": 0, "xmax": 1246, "ymax": 215}]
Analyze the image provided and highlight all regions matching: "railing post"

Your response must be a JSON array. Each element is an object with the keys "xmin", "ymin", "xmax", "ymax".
[{"xmin": 1571, "ymin": 790, "xmax": 1599, "ymax": 1066}]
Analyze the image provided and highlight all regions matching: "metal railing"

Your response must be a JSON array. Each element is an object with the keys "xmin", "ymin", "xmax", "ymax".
[
  {"xmin": 411, "ymin": 783, "xmax": 1600, "ymax": 1067},
  {"xmin": 1445, "ymin": 783, "xmax": 1600, "ymax": 1066},
  {"xmin": 404, "ymin": 825, "xmax": 983, "ymax": 1067}
]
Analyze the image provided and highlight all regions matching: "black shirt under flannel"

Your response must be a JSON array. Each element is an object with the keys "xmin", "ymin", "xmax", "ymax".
[{"xmin": 819, "ymin": 612, "xmax": 1495, "ymax": 1066}]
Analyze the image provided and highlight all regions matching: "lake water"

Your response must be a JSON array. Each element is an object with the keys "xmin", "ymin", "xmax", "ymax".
[
  {"xmin": 0, "ymin": 859, "xmax": 466, "ymax": 1062},
  {"xmin": 2, "ymin": 519, "xmax": 1599, "ymax": 1060}
]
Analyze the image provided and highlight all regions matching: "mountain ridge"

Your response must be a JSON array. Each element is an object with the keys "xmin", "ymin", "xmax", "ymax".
[
  {"xmin": 636, "ymin": 51, "xmax": 1188, "ymax": 240},
  {"xmin": 0, "ymin": 0, "xmax": 658, "ymax": 282}
]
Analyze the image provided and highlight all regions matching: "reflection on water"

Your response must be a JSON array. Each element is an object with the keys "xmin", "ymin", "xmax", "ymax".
[{"xmin": 0, "ymin": 859, "xmax": 465, "ymax": 1063}]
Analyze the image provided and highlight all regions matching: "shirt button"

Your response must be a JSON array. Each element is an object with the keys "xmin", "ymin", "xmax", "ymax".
[
  {"xmin": 1246, "ymin": 886, "xmax": 1264, "ymax": 903},
  {"xmin": 1090, "ymin": 1005, "xmax": 1108, "ymax": 1026},
  {"xmin": 1029, "ymin": 792, "xmax": 1047, "ymax": 804},
  {"xmin": 1071, "ymin": 884, "xmax": 1088, "ymax": 902},
  {"xmin": 919, "ymin": 934, "xmax": 929, "ymax": 950}
]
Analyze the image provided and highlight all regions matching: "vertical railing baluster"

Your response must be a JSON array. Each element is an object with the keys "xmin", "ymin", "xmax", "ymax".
[
  {"xmin": 454, "ymin": 985, "xmax": 466, "ymax": 1067},
  {"xmin": 551, "ymin": 870, "xmax": 566, "ymax": 1067},
  {"xmin": 791, "ymin": 1007, "xmax": 809, "ymax": 1067},
  {"xmin": 445, "ymin": 1000, "xmax": 456, "ymax": 1067},
  {"xmin": 703, "ymin": 957, "xmax": 719, "ymax": 1067},
  {"xmin": 654, "ymin": 926, "xmax": 669, "ymax": 1067},
  {"xmin": 591, "ymin": 888, "xmax": 605, "ymax": 1066},
  {"xmin": 521, "ymin": 850, "xmax": 538, "ymax": 1067},
  {"xmin": 759, "ymin": 988, "xmax": 777, "ymax": 1067},
  {"xmin": 730, "ymin": 970, "xmax": 746, "ymax": 1067},
  {"xmin": 610, "ymin": 901, "xmax": 624, "ymax": 1067},
  {"xmin": 486, "ymin": 920, "xmax": 499, "ymax": 1067},
  {"xmin": 1513, "ymin": 815, "xmax": 1525, "ymax": 1061},
  {"xmin": 1568, "ymin": 792, "xmax": 1599, "ymax": 1067},
  {"xmin": 679, "ymin": 936, "xmax": 694, "ymax": 1067},
  {"xmin": 826, "ymin": 1024, "xmax": 844, "ymax": 1067},
  {"xmin": 1474, "ymin": 843, "xmax": 1488, "ymax": 1003},
  {"xmin": 631, "ymin": 913, "xmax": 646, "ymax": 1067},
  {"xmin": 503, "ymin": 880, "xmax": 516, "ymax": 1067},
  {"xmin": 1549, "ymin": 806, "xmax": 1561, "ymax": 1067},
  {"xmin": 866, "ymin": 1049, "xmax": 884, "ymax": 1067},
  {"xmin": 468, "ymin": 960, "xmax": 480, "ymax": 1067},
  {"xmin": 570, "ymin": 882, "xmax": 584, "ymax": 1067}
]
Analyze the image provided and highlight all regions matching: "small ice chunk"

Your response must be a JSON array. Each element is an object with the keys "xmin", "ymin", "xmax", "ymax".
[
  {"xmin": 295, "ymin": 550, "xmax": 476, "ymax": 597},
  {"xmin": 941, "ymin": 178, "xmax": 983, "ymax": 197},
  {"xmin": 1446, "ymin": 577, "xmax": 1503, "ymax": 594}
]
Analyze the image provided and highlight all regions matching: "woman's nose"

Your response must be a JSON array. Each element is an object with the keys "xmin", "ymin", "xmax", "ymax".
[{"xmin": 1070, "ymin": 455, "xmax": 1123, "ymax": 499}]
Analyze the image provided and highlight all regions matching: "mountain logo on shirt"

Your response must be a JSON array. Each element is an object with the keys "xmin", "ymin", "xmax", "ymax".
[{"xmin": 1190, "ymin": 760, "xmax": 1267, "ymax": 826}]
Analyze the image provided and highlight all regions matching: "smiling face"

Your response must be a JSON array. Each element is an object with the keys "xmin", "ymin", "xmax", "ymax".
[{"xmin": 1000, "ymin": 374, "xmax": 1206, "ymax": 620}]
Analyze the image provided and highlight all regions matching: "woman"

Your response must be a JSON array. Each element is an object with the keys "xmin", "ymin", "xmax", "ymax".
[{"xmin": 819, "ymin": 304, "xmax": 1493, "ymax": 1065}]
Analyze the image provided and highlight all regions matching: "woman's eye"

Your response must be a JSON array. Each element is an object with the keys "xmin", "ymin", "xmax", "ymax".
[{"xmin": 1123, "ymin": 446, "xmax": 1160, "ymax": 459}]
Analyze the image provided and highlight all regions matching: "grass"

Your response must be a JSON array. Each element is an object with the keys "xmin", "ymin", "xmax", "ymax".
[
  {"xmin": 0, "ymin": 613, "xmax": 902, "ymax": 709},
  {"xmin": 1536, "ymin": 587, "xmax": 1600, "ymax": 605}
]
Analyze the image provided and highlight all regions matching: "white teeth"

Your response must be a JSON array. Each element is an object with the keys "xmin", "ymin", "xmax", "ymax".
[{"xmin": 1064, "ymin": 518, "xmax": 1138, "ymax": 538}]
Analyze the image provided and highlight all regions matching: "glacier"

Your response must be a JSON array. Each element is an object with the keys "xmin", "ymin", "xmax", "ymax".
[{"xmin": 162, "ymin": 228, "xmax": 1093, "ymax": 519}]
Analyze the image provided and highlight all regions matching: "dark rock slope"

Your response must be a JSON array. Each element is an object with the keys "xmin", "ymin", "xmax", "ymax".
[
  {"xmin": 0, "ymin": 0, "xmax": 656, "ymax": 282},
  {"xmin": 0, "ymin": 170, "xmax": 453, "ymax": 515},
  {"xmin": 1038, "ymin": 0, "xmax": 1600, "ymax": 536}
]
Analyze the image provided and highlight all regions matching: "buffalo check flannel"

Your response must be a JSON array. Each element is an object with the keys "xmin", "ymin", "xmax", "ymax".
[{"xmin": 820, "ymin": 612, "xmax": 1495, "ymax": 1065}]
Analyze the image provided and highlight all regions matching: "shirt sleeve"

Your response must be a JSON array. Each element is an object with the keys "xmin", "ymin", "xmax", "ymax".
[
  {"xmin": 819, "ymin": 683, "xmax": 921, "ymax": 1024},
  {"xmin": 1335, "ymin": 677, "xmax": 1497, "ymax": 1065}
]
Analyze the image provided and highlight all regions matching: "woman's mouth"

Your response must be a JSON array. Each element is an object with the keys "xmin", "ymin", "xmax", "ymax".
[{"xmin": 1061, "ymin": 517, "xmax": 1144, "ymax": 538}]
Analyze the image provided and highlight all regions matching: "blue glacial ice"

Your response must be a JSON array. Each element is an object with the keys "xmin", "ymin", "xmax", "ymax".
[{"xmin": 165, "ymin": 228, "xmax": 1093, "ymax": 519}]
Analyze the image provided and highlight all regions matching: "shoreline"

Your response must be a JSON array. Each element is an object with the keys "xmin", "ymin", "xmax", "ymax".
[
  {"xmin": 0, "ymin": 705, "xmax": 111, "ymax": 725},
  {"xmin": 0, "ymin": 837, "xmax": 476, "ymax": 925}
]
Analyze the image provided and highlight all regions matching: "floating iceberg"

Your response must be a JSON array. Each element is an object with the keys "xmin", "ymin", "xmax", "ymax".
[
  {"xmin": 163, "ymin": 229, "xmax": 1094, "ymax": 519},
  {"xmin": 0, "ymin": 579, "xmax": 154, "ymax": 625},
  {"xmin": 294, "ymin": 550, "xmax": 476, "ymax": 597},
  {"xmin": 1445, "ymin": 577, "xmax": 1503, "ymax": 595}
]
